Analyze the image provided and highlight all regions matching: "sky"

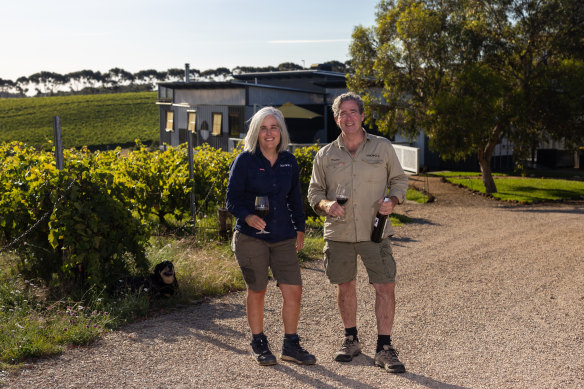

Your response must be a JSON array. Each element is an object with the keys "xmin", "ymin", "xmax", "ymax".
[{"xmin": 0, "ymin": 0, "xmax": 379, "ymax": 81}]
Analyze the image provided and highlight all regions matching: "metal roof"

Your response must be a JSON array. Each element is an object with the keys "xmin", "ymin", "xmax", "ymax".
[
  {"xmin": 234, "ymin": 69, "xmax": 346, "ymax": 82},
  {"xmin": 157, "ymin": 80, "xmax": 325, "ymax": 95}
]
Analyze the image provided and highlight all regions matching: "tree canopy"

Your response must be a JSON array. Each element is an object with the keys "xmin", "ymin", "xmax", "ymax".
[
  {"xmin": 348, "ymin": 0, "xmax": 584, "ymax": 193},
  {"xmin": 1, "ymin": 61, "xmax": 352, "ymax": 98}
]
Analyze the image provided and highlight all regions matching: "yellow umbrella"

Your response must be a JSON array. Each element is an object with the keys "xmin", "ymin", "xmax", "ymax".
[{"xmin": 277, "ymin": 102, "xmax": 322, "ymax": 119}]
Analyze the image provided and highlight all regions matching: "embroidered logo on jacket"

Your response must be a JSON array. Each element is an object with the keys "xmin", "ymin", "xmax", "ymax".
[{"xmin": 279, "ymin": 163, "xmax": 292, "ymax": 168}]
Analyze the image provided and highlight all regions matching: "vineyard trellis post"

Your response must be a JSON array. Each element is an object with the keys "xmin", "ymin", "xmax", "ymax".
[
  {"xmin": 187, "ymin": 127, "xmax": 196, "ymax": 234},
  {"xmin": 53, "ymin": 116, "xmax": 64, "ymax": 170}
]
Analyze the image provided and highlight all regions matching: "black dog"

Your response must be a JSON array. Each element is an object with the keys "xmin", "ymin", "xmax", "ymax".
[{"xmin": 114, "ymin": 261, "xmax": 178, "ymax": 298}]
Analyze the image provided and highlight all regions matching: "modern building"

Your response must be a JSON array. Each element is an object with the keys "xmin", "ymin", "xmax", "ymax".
[{"xmin": 156, "ymin": 64, "xmax": 345, "ymax": 151}]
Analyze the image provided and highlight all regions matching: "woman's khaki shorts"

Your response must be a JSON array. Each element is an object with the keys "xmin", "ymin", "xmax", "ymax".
[
  {"xmin": 232, "ymin": 230, "xmax": 302, "ymax": 291},
  {"xmin": 323, "ymin": 238, "xmax": 396, "ymax": 284}
]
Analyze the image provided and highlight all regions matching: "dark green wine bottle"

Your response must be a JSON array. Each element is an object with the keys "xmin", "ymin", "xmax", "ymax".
[{"xmin": 371, "ymin": 195, "xmax": 390, "ymax": 243}]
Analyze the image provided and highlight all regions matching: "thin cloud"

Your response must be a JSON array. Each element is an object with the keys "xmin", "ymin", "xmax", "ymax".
[{"xmin": 268, "ymin": 39, "xmax": 350, "ymax": 44}]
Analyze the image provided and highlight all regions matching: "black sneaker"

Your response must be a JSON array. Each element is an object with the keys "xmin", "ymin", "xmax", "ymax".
[
  {"xmin": 374, "ymin": 344, "xmax": 406, "ymax": 373},
  {"xmin": 250, "ymin": 334, "xmax": 277, "ymax": 366},
  {"xmin": 281, "ymin": 336, "xmax": 316, "ymax": 365}
]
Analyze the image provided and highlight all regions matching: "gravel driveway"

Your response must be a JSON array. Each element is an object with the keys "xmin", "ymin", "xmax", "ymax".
[{"xmin": 3, "ymin": 177, "xmax": 583, "ymax": 388}]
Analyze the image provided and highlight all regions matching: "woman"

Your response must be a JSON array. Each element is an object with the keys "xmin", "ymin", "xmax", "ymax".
[{"xmin": 226, "ymin": 106, "xmax": 315, "ymax": 366}]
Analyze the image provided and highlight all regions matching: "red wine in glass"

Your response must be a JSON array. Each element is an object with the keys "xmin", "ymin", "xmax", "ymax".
[
  {"xmin": 336, "ymin": 197, "xmax": 348, "ymax": 206},
  {"xmin": 254, "ymin": 196, "xmax": 270, "ymax": 234},
  {"xmin": 255, "ymin": 208, "xmax": 269, "ymax": 219},
  {"xmin": 335, "ymin": 184, "xmax": 349, "ymax": 221}
]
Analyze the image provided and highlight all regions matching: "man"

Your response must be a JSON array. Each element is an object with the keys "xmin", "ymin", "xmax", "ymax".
[{"xmin": 307, "ymin": 92, "xmax": 408, "ymax": 373}]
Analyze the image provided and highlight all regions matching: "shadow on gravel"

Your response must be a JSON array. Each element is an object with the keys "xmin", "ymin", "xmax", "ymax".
[
  {"xmin": 272, "ymin": 363, "xmax": 379, "ymax": 389},
  {"xmin": 403, "ymin": 373, "xmax": 471, "ymax": 389},
  {"xmin": 408, "ymin": 217, "xmax": 441, "ymax": 226},
  {"xmin": 271, "ymin": 354, "xmax": 471, "ymax": 389},
  {"xmin": 120, "ymin": 301, "xmax": 248, "ymax": 356},
  {"xmin": 391, "ymin": 236, "xmax": 419, "ymax": 245}
]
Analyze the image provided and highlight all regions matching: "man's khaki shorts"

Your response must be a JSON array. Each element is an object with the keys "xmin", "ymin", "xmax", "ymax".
[
  {"xmin": 323, "ymin": 238, "xmax": 396, "ymax": 284},
  {"xmin": 232, "ymin": 230, "xmax": 302, "ymax": 291}
]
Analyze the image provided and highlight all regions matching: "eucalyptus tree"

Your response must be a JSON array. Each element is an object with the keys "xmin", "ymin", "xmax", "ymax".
[
  {"xmin": 166, "ymin": 68, "xmax": 186, "ymax": 81},
  {"xmin": 200, "ymin": 67, "xmax": 232, "ymax": 81},
  {"xmin": 105, "ymin": 67, "xmax": 135, "ymax": 88},
  {"xmin": 277, "ymin": 62, "xmax": 304, "ymax": 71},
  {"xmin": 348, "ymin": 0, "xmax": 583, "ymax": 193},
  {"xmin": 0, "ymin": 78, "xmax": 22, "ymax": 96},
  {"xmin": 27, "ymin": 71, "xmax": 66, "ymax": 95},
  {"xmin": 66, "ymin": 70, "xmax": 104, "ymax": 91},
  {"xmin": 134, "ymin": 69, "xmax": 165, "ymax": 89}
]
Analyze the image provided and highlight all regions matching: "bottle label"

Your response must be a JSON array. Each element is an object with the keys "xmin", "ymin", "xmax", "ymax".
[{"xmin": 373, "ymin": 217, "xmax": 379, "ymax": 228}]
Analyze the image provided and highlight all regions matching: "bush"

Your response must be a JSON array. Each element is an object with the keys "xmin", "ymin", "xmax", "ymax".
[{"xmin": 0, "ymin": 142, "xmax": 149, "ymax": 294}]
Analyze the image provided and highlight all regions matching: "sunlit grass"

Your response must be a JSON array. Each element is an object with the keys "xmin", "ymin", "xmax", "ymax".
[
  {"xmin": 445, "ymin": 176, "xmax": 584, "ymax": 203},
  {"xmin": 148, "ymin": 236, "xmax": 245, "ymax": 302},
  {"xmin": 0, "ymin": 277, "xmax": 114, "ymax": 369},
  {"xmin": 406, "ymin": 187, "xmax": 430, "ymax": 203}
]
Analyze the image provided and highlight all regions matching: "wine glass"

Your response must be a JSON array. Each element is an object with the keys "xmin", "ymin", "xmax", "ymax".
[
  {"xmin": 335, "ymin": 184, "xmax": 349, "ymax": 221},
  {"xmin": 254, "ymin": 196, "xmax": 270, "ymax": 234}
]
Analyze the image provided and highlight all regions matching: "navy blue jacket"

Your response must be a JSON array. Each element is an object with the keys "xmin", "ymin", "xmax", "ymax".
[{"xmin": 226, "ymin": 150, "xmax": 305, "ymax": 242}]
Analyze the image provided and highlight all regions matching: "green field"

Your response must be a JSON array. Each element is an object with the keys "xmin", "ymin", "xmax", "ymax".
[{"xmin": 0, "ymin": 92, "xmax": 159, "ymax": 150}]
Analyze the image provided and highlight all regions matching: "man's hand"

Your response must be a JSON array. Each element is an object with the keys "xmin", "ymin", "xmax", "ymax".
[
  {"xmin": 296, "ymin": 231, "xmax": 305, "ymax": 251},
  {"xmin": 378, "ymin": 196, "xmax": 398, "ymax": 216},
  {"xmin": 318, "ymin": 199, "xmax": 345, "ymax": 218}
]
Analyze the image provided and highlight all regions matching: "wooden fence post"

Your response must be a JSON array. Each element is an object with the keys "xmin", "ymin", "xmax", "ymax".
[
  {"xmin": 53, "ymin": 116, "xmax": 64, "ymax": 170},
  {"xmin": 187, "ymin": 129, "xmax": 196, "ymax": 234}
]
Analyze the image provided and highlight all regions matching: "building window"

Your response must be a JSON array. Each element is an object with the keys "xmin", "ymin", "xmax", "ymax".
[
  {"xmin": 165, "ymin": 111, "xmax": 174, "ymax": 132},
  {"xmin": 158, "ymin": 86, "xmax": 173, "ymax": 101},
  {"xmin": 229, "ymin": 111, "xmax": 242, "ymax": 137},
  {"xmin": 212, "ymin": 112, "xmax": 222, "ymax": 136},
  {"xmin": 187, "ymin": 112, "xmax": 197, "ymax": 133}
]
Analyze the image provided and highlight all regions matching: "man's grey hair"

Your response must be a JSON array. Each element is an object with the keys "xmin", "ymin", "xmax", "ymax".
[
  {"xmin": 331, "ymin": 92, "xmax": 364, "ymax": 117},
  {"xmin": 244, "ymin": 106, "xmax": 290, "ymax": 154}
]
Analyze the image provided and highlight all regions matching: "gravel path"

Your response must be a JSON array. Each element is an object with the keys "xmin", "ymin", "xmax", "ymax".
[{"xmin": 3, "ymin": 177, "xmax": 583, "ymax": 388}]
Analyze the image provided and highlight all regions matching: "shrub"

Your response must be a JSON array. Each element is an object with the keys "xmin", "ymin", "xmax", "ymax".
[{"xmin": 0, "ymin": 142, "xmax": 149, "ymax": 294}]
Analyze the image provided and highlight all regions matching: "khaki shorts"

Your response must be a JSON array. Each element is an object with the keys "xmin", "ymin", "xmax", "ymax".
[
  {"xmin": 232, "ymin": 230, "xmax": 302, "ymax": 291},
  {"xmin": 323, "ymin": 238, "xmax": 396, "ymax": 284}
]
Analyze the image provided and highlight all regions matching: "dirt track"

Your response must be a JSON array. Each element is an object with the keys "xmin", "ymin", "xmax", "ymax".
[{"xmin": 3, "ymin": 177, "xmax": 584, "ymax": 388}]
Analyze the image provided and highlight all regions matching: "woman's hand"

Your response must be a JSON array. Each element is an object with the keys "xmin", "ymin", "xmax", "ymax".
[
  {"xmin": 245, "ymin": 214, "xmax": 266, "ymax": 231},
  {"xmin": 296, "ymin": 231, "xmax": 305, "ymax": 251}
]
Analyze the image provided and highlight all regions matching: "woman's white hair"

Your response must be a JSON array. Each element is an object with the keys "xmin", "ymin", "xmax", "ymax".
[{"xmin": 244, "ymin": 106, "xmax": 290, "ymax": 154}]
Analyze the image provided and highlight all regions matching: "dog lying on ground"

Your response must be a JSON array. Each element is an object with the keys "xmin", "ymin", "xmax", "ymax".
[{"xmin": 114, "ymin": 261, "xmax": 178, "ymax": 298}]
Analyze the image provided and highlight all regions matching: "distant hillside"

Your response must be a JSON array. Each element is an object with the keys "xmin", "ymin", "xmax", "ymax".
[{"xmin": 0, "ymin": 92, "xmax": 158, "ymax": 150}]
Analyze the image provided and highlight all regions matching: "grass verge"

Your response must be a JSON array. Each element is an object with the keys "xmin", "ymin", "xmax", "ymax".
[{"xmin": 431, "ymin": 171, "xmax": 584, "ymax": 203}]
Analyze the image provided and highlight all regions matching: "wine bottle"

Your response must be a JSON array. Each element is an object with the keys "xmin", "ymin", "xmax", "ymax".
[{"xmin": 371, "ymin": 195, "xmax": 390, "ymax": 243}]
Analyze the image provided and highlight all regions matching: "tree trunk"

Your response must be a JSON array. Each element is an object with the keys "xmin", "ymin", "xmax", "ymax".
[
  {"xmin": 478, "ymin": 154, "xmax": 497, "ymax": 194},
  {"xmin": 478, "ymin": 125, "xmax": 504, "ymax": 195}
]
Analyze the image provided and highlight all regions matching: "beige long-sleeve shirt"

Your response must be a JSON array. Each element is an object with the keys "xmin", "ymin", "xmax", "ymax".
[{"xmin": 307, "ymin": 130, "xmax": 408, "ymax": 242}]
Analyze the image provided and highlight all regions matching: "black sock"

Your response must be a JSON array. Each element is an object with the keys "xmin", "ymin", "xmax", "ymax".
[
  {"xmin": 284, "ymin": 333, "xmax": 298, "ymax": 341},
  {"xmin": 252, "ymin": 332, "xmax": 265, "ymax": 340},
  {"xmin": 345, "ymin": 327, "xmax": 358, "ymax": 342},
  {"xmin": 377, "ymin": 335, "xmax": 392, "ymax": 353}
]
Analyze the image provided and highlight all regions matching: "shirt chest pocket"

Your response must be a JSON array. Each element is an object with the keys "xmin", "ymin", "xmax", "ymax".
[
  {"xmin": 360, "ymin": 159, "xmax": 387, "ymax": 183},
  {"xmin": 325, "ymin": 160, "xmax": 349, "ymax": 183}
]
